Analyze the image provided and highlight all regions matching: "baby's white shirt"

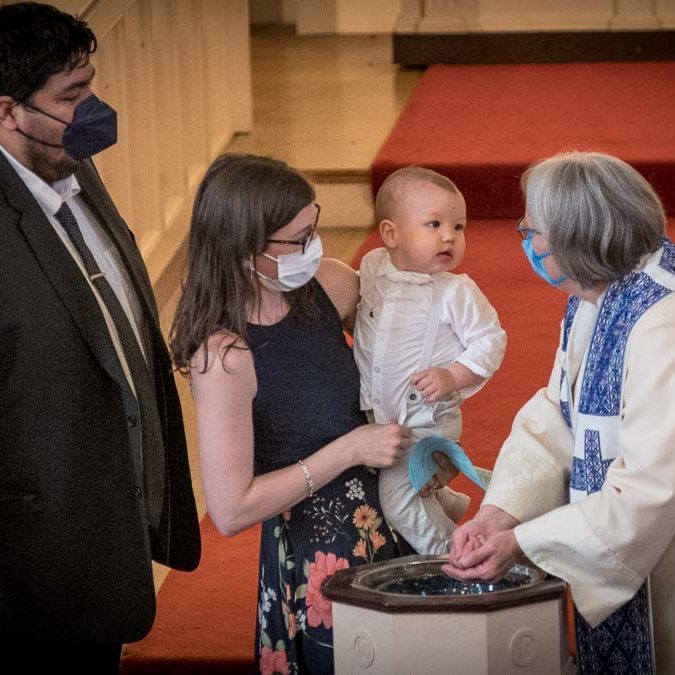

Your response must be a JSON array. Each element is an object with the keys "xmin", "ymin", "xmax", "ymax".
[{"xmin": 353, "ymin": 247, "xmax": 506, "ymax": 438}]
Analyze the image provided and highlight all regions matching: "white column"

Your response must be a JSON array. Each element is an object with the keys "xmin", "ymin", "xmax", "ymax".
[
  {"xmin": 417, "ymin": 0, "xmax": 468, "ymax": 33},
  {"xmin": 475, "ymin": 0, "xmax": 614, "ymax": 32},
  {"xmin": 610, "ymin": 0, "xmax": 661, "ymax": 29},
  {"xmin": 656, "ymin": 0, "xmax": 675, "ymax": 27},
  {"xmin": 396, "ymin": 0, "xmax": 423, "ymax": 32}
]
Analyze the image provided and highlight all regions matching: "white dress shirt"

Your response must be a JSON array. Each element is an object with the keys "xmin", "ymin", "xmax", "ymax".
[{"xmin": 354, "ymin": 247, "xmax": 507, "ymax": 440}]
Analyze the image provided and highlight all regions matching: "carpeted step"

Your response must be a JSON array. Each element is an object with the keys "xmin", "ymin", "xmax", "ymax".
[{"xmin": 372, "ymin": 62, "xmax": 675, "ymax": 218}]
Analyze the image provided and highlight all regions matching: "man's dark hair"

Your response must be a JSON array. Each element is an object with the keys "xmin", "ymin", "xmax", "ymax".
[{"xmin": 0, "ymin": 2, "xmax": 96, "ymax": 102}]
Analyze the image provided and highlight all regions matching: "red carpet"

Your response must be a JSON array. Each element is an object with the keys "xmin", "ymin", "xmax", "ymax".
[
  {"xmin": 123, "ymin": 220, "xmax": 674, "ymax": 672},
  {"xmin": 121, "ymin": 519, "xmax": 261, "ymax": 674},
  {"xmin": 372, "ymin": 62, "xmax": 675, "ymax": 218}
]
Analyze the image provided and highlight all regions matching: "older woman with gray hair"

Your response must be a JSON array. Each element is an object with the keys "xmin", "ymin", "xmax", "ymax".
[{"xmin": 442, "ymin": 151, "xmax": 675, "ymax": 673}]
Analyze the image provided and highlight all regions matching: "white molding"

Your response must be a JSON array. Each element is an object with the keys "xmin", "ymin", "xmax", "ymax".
[
  {"xmin": 396, "ymin": 0, "xmax": 423, "ymax": 32},
  {"xmin": 610, "ymin": 0, "xmax": 661, "ymax": 29},
  {"xmin": 417, "ymin": 0, "xmax": 468, "ymax": 32},
  {"xmin": 391, "ymin": 0, "xmax": 675, "ymax": 33},
  {"xmin": 475, "ymin": 0, "xmax": 613, "ymax": 32}
]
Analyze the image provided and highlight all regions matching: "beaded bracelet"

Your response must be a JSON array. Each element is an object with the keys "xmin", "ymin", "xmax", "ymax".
[{"xmin": 298, "ymin": 459, "xmax": 315, "ymax": 498}]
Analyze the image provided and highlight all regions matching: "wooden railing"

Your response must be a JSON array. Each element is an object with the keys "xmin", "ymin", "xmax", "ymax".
[{"xmin": 40, "ymin": 0, "xmax": 253, "ymax": 291}]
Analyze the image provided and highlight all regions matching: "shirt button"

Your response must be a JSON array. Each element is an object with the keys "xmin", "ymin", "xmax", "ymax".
[
  {"xmin": 374, "ymin": 367, "xmax": 381, "ymax": 373},
  {"xmin": 135, "ymin": 487, "xmax": 142, "ymax": 498},
  {"xmin": 409, "ymin": 393, "xmax": 418, "ymax": 401},
  {"xmin": 373, "ymin": 398, "xmax": 380, "ymax": 404},
  {"xmin": 127, "ymin": 414, "xmax": 138, "ymax": 427}
]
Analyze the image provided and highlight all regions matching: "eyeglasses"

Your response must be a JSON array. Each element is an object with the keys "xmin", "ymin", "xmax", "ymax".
[
  {"xmin": 267, "ymin": 203, "xmax": 321, "ymax": 254},
  {"xmin": 515, "ymin": 217, "xmax": 542, "ymax": 240}
]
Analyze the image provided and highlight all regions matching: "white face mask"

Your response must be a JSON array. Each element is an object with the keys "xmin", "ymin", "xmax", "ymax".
[{"xmin": 254, "ymin": 235, "xmax": 323, "ymax": 292}]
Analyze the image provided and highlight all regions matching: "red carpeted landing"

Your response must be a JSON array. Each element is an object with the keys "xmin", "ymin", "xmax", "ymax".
[
  {"xmin": 372, "ymin": 62, "xmax": 675, "ymax": 218},
  {"xmin": 123, "ymin": 220, "xmax": 674, "ymax": 672}
]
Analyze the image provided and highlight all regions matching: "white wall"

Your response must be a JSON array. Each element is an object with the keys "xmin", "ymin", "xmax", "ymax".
[{"xmin": 296, "ymin": 0, "xmax": 403, "ymax": 33}]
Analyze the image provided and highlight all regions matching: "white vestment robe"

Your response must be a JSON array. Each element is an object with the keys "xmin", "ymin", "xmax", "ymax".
[{"xmin": 483, "ymin": 245, "xmax": 675, "ymax": 672}]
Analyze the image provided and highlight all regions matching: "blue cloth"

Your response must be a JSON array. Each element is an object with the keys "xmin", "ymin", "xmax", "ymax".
[{"xmin": 408, "ymin": 435, "xmax": 489, "ymax": 492}]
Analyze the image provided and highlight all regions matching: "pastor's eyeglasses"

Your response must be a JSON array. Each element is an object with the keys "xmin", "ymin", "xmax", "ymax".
[{"xmin": 515, "ymin": 216, "xmax": 542, "ymax": 240}]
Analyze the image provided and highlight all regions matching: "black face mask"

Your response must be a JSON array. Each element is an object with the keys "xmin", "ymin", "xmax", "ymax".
[{"xmin": 17, "ymin": 94, "xmax": 117, "ymax": 160}]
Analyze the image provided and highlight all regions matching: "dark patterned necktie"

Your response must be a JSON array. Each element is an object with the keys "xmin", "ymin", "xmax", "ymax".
[{"xmin": 55, "ymin": 200, "xmax": 165, "ymax": 530}]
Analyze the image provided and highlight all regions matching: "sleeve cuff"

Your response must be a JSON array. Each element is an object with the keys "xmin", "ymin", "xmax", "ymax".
[{"xmin": 515, "ymin": 506, "xmax": 644, "ymax": 627}]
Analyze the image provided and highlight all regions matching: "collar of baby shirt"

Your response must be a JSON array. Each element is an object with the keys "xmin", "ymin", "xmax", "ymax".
[{"xmin": 376, "ymin": 251, "xmax": 436, "ymax": 285}]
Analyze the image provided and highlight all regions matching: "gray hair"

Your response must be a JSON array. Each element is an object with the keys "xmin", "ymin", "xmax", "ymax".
[
  {"xmin": 523, "ymin": 151, "xmax": 666, "ymax": 288},
  {"xmin": 375, "ymin": 166, "xmax": 460, "ymax": 223}
]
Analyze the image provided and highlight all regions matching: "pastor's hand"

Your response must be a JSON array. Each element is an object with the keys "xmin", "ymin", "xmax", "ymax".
[{"xmin": 442, "ymin": 529, "xmax": 524, "ymax": 582}]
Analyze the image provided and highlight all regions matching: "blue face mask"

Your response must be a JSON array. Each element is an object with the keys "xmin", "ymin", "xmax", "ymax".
[
  {"xmin": 19, "ymin": 94, "xmax": 117, "ymax": 160},
  {"xmin": 521, "ymin": 234, "xmax": 567, "ymax": 286}
]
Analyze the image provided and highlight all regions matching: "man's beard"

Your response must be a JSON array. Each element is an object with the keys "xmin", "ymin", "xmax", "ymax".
[
  {"xmin": 23, "ymin": 139, "xmax": 81, "ymax": 183},
  {"xmin": 16, "ymin": 117, "xmax": 81, "ymax": 183}
]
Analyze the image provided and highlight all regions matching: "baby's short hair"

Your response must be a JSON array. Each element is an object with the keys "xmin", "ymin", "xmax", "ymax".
[{"xmin": 375, "ymin": 166, "xmax": 460, "ymax": 222}]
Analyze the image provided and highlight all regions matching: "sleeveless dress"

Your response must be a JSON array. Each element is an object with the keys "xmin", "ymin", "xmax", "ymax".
[{"xmin": 248, "ymin": 280, "xmax": 398, "ymax": 674}]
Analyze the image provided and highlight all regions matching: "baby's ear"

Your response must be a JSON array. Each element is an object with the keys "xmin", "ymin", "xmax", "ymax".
[{"xmin": 379, "ymin": 219, "xmax": 398, "ymax": 248}]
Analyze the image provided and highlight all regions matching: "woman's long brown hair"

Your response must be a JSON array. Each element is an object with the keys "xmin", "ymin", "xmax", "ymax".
[{"xmin": 170, "ymin": 153, "xmax": 317, "ymax": 374}]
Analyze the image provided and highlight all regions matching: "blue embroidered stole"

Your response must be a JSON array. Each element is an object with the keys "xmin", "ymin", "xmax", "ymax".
[{"xmin": 559, "ymin": 239, "xmax": 675, "ymax": 674}]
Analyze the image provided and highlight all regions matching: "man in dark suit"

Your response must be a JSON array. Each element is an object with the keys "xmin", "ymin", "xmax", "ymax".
[{"xmin": 0, "ymin": 3, "xmax": 200, "ymax": 672}]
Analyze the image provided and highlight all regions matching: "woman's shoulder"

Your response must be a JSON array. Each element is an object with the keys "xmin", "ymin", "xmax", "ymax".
[
  {"xmin": 189, "ymin": 332, "xmax": 257, "ymax": 421},
  {"xmin": 190, "ymin": 331, "xmax": 254, "ymax": 381},
  {"xmin": 316, "ymin": 256, "xmax": 358, "ymax": 283},
  {"xmin": 315, "ymin": 257, "xmax": 359, "ymax": 320}
]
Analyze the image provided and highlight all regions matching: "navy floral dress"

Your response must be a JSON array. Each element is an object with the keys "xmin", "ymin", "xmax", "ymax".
[{"xmin": 248, "ymin": 280, "xmax": 398, "ymax": 674}]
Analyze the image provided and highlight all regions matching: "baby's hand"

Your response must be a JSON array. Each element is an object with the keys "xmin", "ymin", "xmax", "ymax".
[
  {"xmin": 418, "ymin": 451, "xmax": 459, "ymax": 497},
  {"xmin": 411, "ymin": 367, "xmax": 458, "ymax": 403}
]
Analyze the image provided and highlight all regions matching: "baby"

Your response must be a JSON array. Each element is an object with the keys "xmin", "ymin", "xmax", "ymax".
[{"xmin": 353, "ymin": 166, "xmax": 506, "ymax": 555}]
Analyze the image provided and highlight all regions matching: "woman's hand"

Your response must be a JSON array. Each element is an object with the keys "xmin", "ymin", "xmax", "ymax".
[{"xmin": 346, "ymin": 422, "xmax": 412, "ymax": 469}]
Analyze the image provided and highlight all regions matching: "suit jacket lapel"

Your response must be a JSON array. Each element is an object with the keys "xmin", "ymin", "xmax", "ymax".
[
  {"xmin": 75, "ymin": 162, "xmax": 161, "ymax": 332},
  {"xmin": 0, "ymin": 152, "xmax": 129, "ymax": 392}
]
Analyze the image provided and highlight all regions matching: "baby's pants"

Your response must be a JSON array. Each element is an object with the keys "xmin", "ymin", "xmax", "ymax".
[{"xmin": 379, "ymin": 445, "xmax": 456, "ymax": 555}]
